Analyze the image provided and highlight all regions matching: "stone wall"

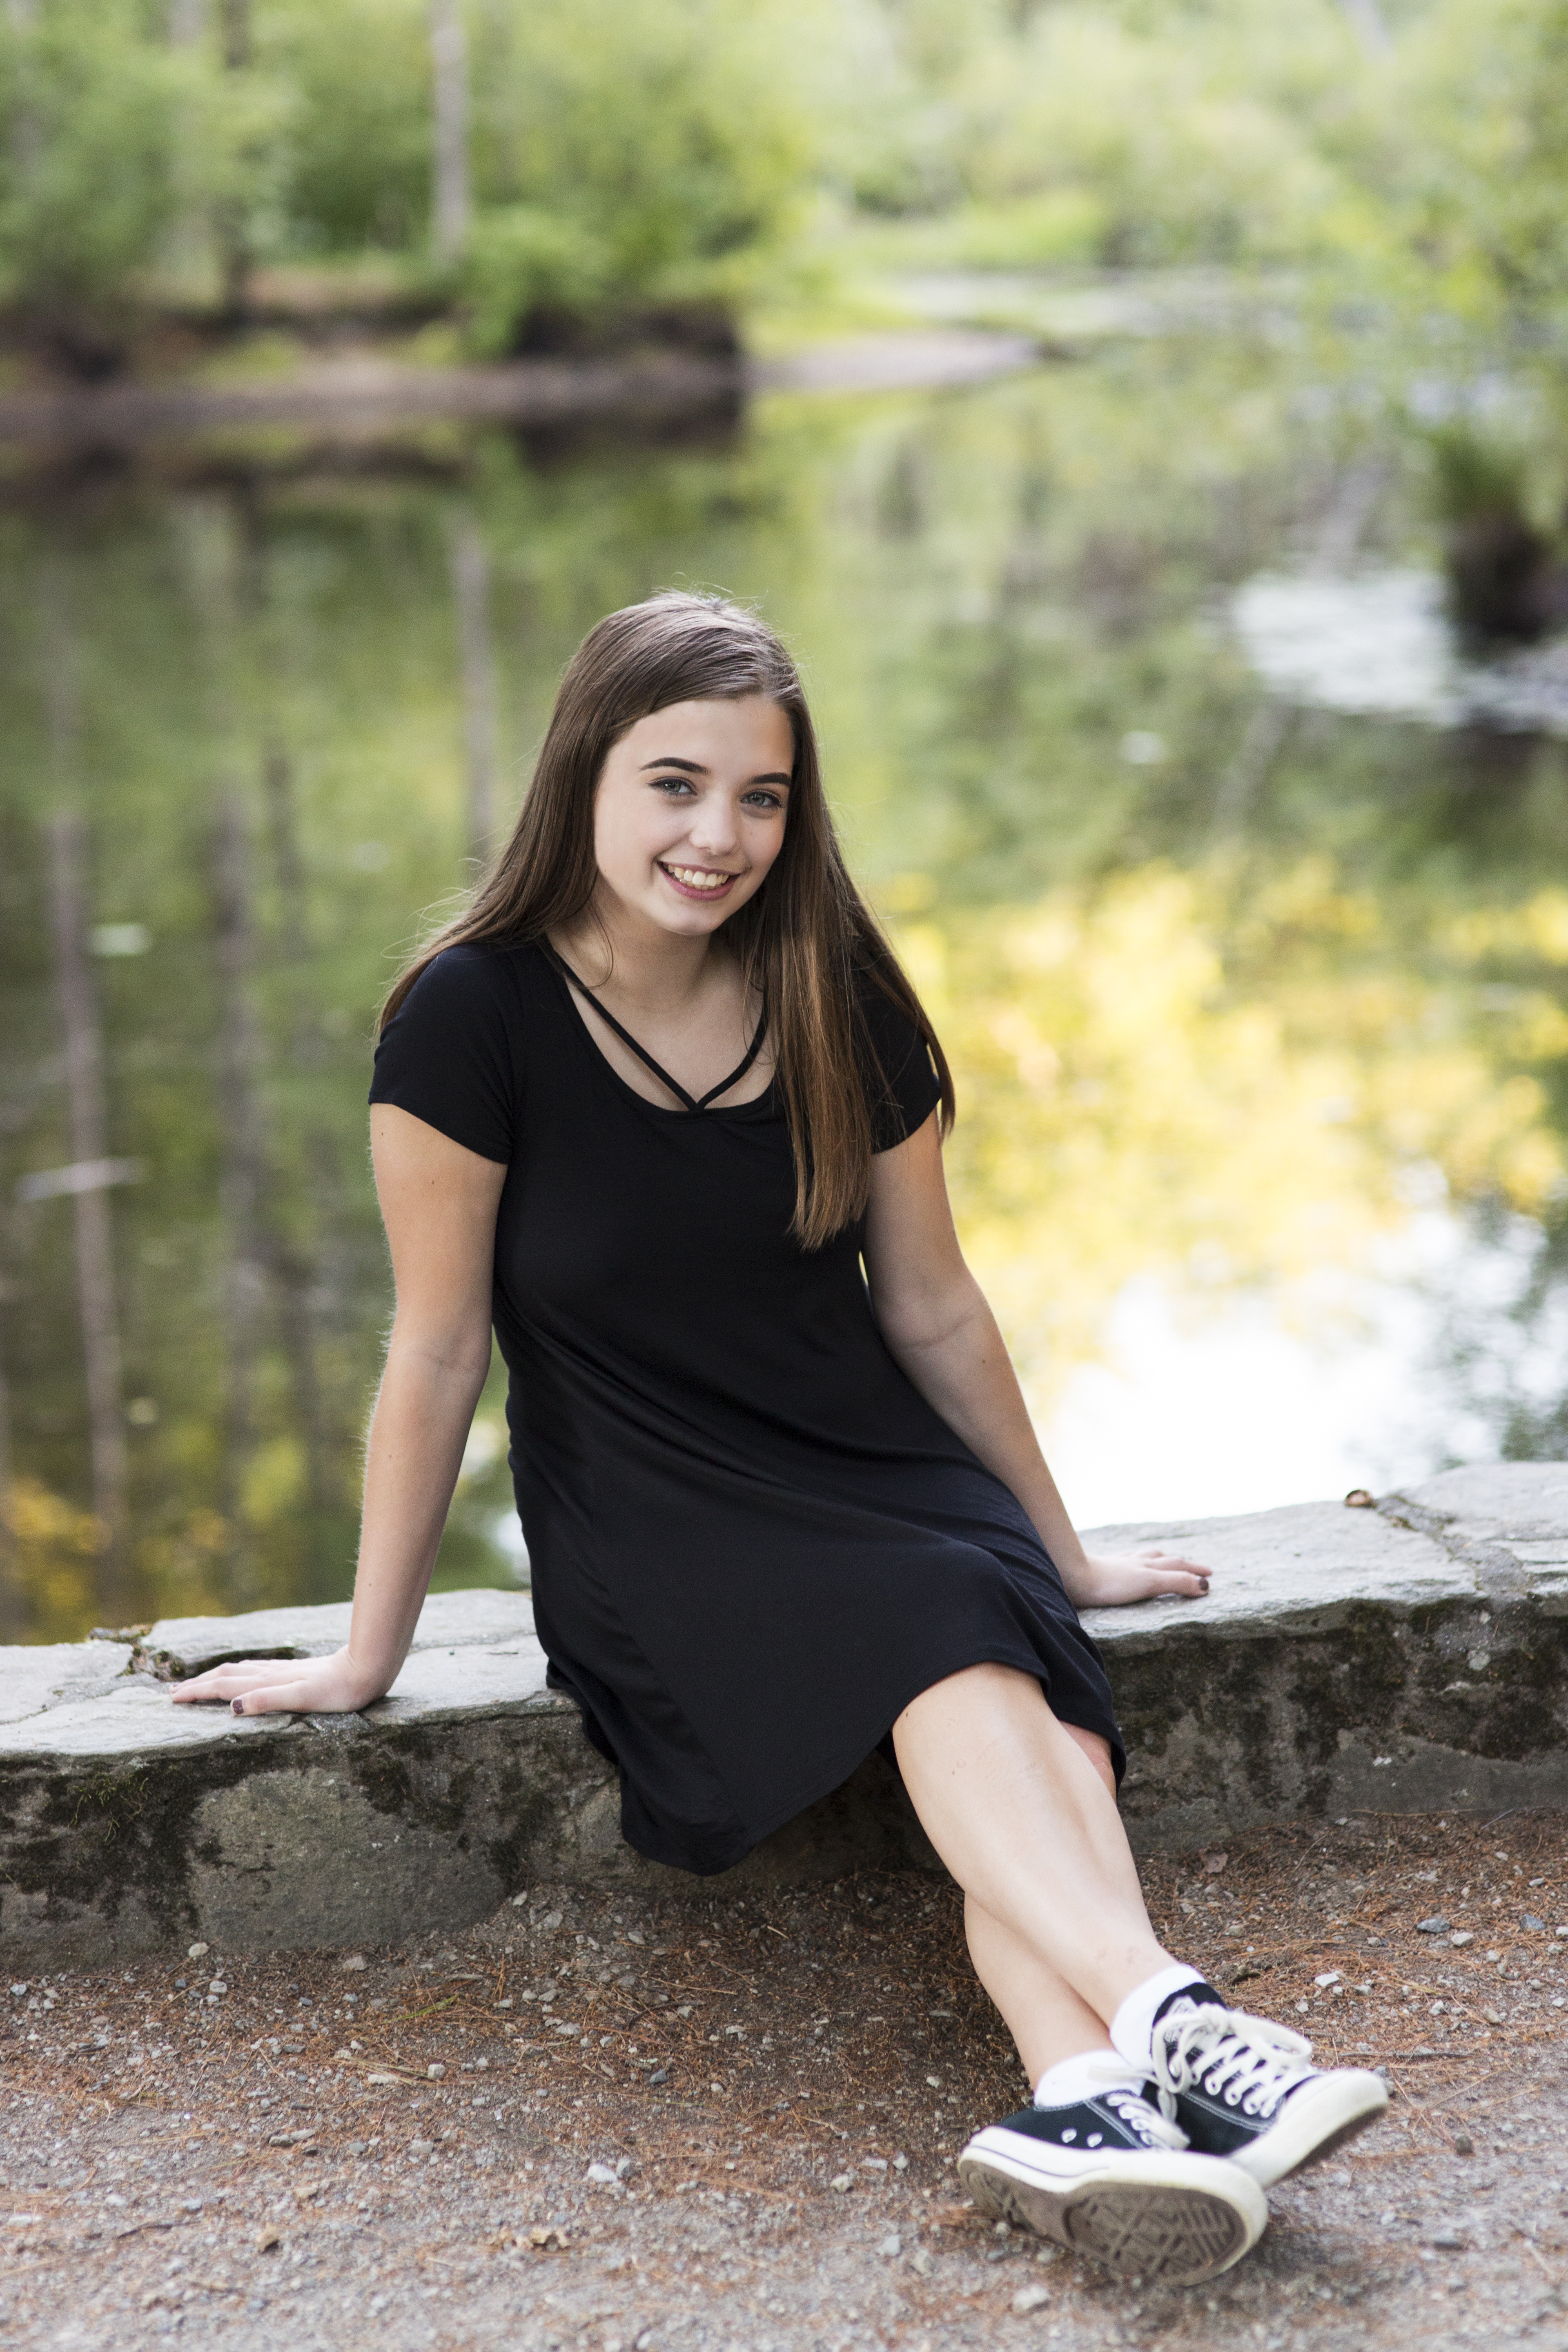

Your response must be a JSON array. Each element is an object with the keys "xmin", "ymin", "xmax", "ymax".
[{"xmin": 2, "ymin": 1463, "xmax": 1564, "ymax": 1964}]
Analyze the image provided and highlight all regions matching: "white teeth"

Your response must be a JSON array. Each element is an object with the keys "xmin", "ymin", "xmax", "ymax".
[{"xmin": 666, "ymin": 864, "xmax": 729, "ymax": 890}]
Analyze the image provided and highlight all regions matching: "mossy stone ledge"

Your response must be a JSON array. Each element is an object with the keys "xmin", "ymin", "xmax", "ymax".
[{"xmin": 2, "ymin": 1464, "xmax": 1565, "ymax": 1964}]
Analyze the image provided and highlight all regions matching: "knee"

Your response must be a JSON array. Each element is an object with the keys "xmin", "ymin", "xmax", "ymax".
[{"xmin": 1061, "ymin": 1722, "xmax": 1116, "ymax": 1801}]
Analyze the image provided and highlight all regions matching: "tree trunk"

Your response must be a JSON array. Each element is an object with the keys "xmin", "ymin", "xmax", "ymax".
[
  {"xmin": 1336, "ymin": 0, "xmax": 1391, "ymax": 58},
  {"xmin": 217, "ymin": 0, "xmax": 254, "ymax": 318},
  {"xmin": 45, "ymin": 810, "xmax": 131, "ymax": 1609},
  {"xmin": 447, "ymin": 515, "xmax": 499, "ymax": 860},
  {"xmin": 262, "ymin": 742, "xmax": 309, "ymax": 970},
  {"xmin": 429, "ymin": 0, "xmax": 471, "ymax": 265},
  {"xmin": 212, "ymin": 790, "xmax": 267, "ymax": 1606},
  {"xmin": 0, "ymin": 1290, "xmax": 19, "ymax": 1637},
  {"xmin": 220, "ymin": 0, "xmax": 249, "ymax": 67},
  {"xmin": 258, "ymin": 740, "xmax": 328, "ymax": 1527}
]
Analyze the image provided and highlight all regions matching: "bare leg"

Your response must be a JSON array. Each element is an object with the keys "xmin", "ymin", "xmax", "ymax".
[
  {"xmin": 965, "ymin": 1896, "xmax": 1116, "ymax": 2083},
  {"xmin": 962, "ymin": 1721, "xmax": 1125, "ymax": 2082},
  {"xmin": 895, "ymin": 1663, "xmax": 1174, "ymax": 2068}
]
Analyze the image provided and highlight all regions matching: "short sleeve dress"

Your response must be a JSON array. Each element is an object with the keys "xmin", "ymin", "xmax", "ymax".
[{"xmin": 370, "ymin": 941, "xmax": 1123, "ymax": 1875}]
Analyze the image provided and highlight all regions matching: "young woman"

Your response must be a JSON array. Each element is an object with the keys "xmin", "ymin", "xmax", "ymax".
[{"xmin": 175, "ymin": 592, "xmax": 1385, "ymax": 2285}]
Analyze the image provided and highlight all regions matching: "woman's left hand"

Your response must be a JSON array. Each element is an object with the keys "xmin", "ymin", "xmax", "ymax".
[{"xmin": 1061, "ymin": 1546, "xmax": 1212, "ymax": 1608}]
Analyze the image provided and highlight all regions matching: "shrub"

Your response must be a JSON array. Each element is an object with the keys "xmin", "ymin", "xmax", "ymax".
[{"xmin": 0, "ymin": 1, "xmax": 195, "ymax": 343}]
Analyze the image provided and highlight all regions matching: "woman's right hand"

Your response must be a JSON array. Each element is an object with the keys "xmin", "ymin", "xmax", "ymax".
[{"xmin": 170, "ymin": 1646, "xmax": 387, "ymax": 1718}]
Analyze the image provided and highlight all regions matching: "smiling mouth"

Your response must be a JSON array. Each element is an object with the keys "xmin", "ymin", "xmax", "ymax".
[{"xmin": 659, "ymin": 862, "xmax": 738, "ymax": 895}]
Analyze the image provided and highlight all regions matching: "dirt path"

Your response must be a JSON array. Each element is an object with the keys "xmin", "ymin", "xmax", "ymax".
[{"xmin": 3, "ymin": 1809, "xmax": 1565, "ymax": 2352}]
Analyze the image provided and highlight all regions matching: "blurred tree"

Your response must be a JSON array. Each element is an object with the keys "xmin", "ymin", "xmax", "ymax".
[
  {"xmin": 1387, "ymin": 0, "xmax": 1568, "ymax": 337},
  {"xmin": 0, "ymin": 0, "xmax": 198, "ymax": 365},
  {"xmin": 428, "ymin": 0, "xmax": 468, "ymax": 264},
  {"xmin": 252, "ymin": 0, "xmax": 429, "ymax": 256},
  {"xmin": 457, "ymin": 0, "xmax": 813, "ymax": 351}
]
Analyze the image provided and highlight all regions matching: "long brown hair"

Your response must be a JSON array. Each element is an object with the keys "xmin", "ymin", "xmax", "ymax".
[{"xmin": 382, "ymin": 590, "xmax": 954, "ymax": 1247}]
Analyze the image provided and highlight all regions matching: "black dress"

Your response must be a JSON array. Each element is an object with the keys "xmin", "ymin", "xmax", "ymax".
[{"xmin": 370, "ymin": 941, "xmax": 1123, "ymax": 1875}]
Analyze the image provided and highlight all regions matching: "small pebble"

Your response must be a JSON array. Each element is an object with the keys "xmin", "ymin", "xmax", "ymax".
[
  {"xmin": 426, "ymin": 2063, "xmax": 446, "ymax": 2080},
  {"xmin": 830, "ymin": 2174, "xmax": 853, "ymax": 2193},
  {"xmin": 1012, "ymin": 2283, "xmax": 1051, "ymax": 2314},
  {"xmin": 1417, "ymin": 1916, "xmax": 1450, "ymax": 1935}
]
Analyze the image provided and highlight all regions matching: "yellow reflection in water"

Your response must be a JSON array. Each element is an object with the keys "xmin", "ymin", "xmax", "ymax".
[
  {"xmin": 5, "ymin": 1480, "xmax": 102, "ymax": 1643},
  {"xmin": 903, "ymin": 862, "xmax": 1568, "ymax": 1409}
]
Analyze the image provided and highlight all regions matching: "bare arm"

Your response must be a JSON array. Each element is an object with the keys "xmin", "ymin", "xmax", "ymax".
[
  {"xmin": 173, "ymin": 1106, "xmax": 507, "ymax": 1714},
  {"xmin": 862, "ymin": 1113, "xmax": 1210, "ymax": 1610}
]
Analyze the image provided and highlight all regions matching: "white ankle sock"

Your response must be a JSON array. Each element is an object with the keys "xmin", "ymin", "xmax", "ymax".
[
  {"xmin": 1032, "ymin": 2049, "xmax": 1145, "ymax": 2109},
  {"xmin": 1109, "ymin": 1964, "xmax": 1209, "ymax": 2070}
]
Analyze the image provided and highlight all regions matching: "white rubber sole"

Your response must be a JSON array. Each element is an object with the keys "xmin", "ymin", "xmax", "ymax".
[
  {"xmin": 958, "ymin": 2129, "xmax": 1268, "ymax": 2286},
  {"xmin": 1223, "ymin": 2068, "xmax": 1390, "ymax": 2187}
]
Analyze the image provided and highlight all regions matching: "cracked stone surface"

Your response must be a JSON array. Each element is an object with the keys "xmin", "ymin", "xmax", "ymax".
[
  {"xmin": 139, "ymin": 1591, "xmax": 540, "ymax": 1680},
  {"xmin": 0, "ymin": 1646, "xmax": 136, "ymax": 1729},
  {"xmin": 2, "ymin": 1811, "xmax": 1564, "ymax": 2352},
  {"xmin": 2, "ymin": 1468, "xmax": 1566, "ymax": 1962}
]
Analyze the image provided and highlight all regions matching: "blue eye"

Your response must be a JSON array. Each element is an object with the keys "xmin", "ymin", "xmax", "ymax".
[{"xmin": 649, "ymin": 775, "xmax": 695, "ymax": 795}]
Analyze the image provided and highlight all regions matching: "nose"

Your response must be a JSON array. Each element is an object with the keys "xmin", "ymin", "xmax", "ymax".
[{"xmin": 686, "ymin": 792, "xmax": 741, "ymax": 860}]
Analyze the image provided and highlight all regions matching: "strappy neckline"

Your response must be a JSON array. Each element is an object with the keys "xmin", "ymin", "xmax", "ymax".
[{"xmin": 543, "ymin": 941, "xmax": 768, "ymax": 1114}]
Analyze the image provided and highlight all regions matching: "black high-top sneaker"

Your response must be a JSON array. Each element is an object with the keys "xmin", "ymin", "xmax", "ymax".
[
  {"xmin": 958, "ymin": 2058, "xmax": 1267, "ymax": 2286},
  {"xmin": 1149, "ymin": 1989, "xmax": 1389, "ymax": 2187}
]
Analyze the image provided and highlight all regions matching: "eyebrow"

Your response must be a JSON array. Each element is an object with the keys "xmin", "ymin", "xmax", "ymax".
[{"xmin": 639, "ymin": 755, "xmax": 792, "ymax": 787}]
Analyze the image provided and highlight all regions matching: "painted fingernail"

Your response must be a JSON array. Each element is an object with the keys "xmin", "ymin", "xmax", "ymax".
[{"xmin": 231, "ymin": 1698, "xmax": 245, "ymax": 1717}]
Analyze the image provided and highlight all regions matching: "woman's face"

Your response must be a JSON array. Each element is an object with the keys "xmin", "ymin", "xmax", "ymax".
[{"xmin": 592, "ymin": 696, "xmax": 793, "ymax": 942}]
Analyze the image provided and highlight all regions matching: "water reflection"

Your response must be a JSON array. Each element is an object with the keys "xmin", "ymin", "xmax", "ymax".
[
  {"xmin": 1234, "ymin": 567, "xmax": 1568, "ymax": 735},
  {"xmin": 3, "ymin": 330, "xmax": 1567, "ymax": 1638}
]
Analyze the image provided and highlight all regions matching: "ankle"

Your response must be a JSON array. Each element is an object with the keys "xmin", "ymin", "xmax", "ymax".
[
  {"xmin": 1108, "ymin": 1964, "xmax": 1219, "ymax": 2070},
  {"xmin": 1033, "ymin": 2047, "xmax": 1143, "ymax": 2108}
]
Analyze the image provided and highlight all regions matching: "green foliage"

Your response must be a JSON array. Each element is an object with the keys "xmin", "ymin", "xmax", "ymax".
[
  {"xmin": 3, "ymin": 0, "xmax": 1568, "ymax": 362},
  {"xmin": 456, "ymin": 0, "xmax": 813, "ymax": 349},
  {"xmin": 1378, "ymin": 0, "xmax": 1568, "ymax": 331},
  {"xmin": 254, "ymin": 0, "xmax": 430, "ymax": 256},
  {"xmin": 0, "ymin": 0, "xmax": 197, "ymax": 323},
  {"xmin": 460, "ymin": 207, "xmax": 612, "ymax": 357},
  {"xmin": 1428, "ymin": 422, "xmax": 1540, "ymax": 531},
  {"xmin": 946, "ymin": 9, "xmax": 1346, "ymax": 267},
  {"xmin": 820, "ymin": 0, "xmax": 1387, "ymax": 264}
]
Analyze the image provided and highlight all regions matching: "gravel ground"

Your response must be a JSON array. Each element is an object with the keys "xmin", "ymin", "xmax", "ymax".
[{"xmin": 4, "ymin": 1806, "xmax": 1567, "ymax": 2352}]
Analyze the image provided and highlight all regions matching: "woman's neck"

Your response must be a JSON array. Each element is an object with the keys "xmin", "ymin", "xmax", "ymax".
[{"xmin": 552, "ymin": 896, "xmax": 728, "ymax": 1012}]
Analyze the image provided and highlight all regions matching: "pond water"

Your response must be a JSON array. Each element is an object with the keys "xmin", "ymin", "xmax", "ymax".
[{"xmin": 4, "ymin": 317, "xmax": 1567, "ymax": 1639}]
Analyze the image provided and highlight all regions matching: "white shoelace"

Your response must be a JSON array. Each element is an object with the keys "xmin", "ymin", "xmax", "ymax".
[
  {"xmin": 1152, "ymin": 2005, "xmax": 1317, "ymax": 2127},
  {"xmin": 1071, "ymin": 2055, "xmax": 1189, "ymax": 2150}
]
